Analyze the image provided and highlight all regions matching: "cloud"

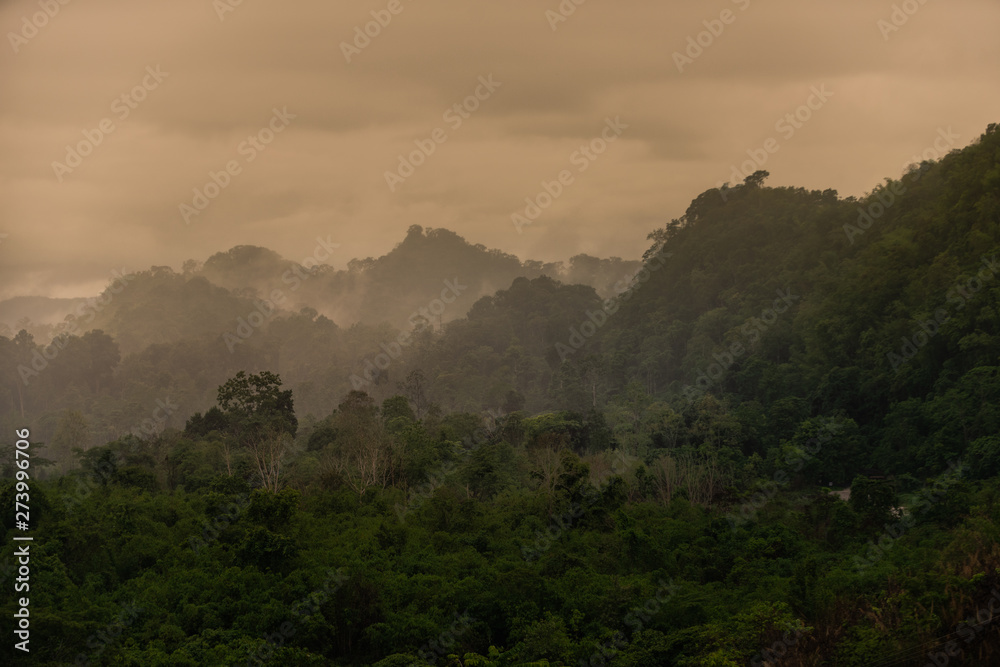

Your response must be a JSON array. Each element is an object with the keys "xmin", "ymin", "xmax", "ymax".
[{"xmin": 1, "ymin": 0, "xmax": 998, "ymax": 299}]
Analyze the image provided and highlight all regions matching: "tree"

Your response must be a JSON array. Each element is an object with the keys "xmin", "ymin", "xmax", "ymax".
[
  {"xmin": 10, "ymin": 330, "xmax": 35, "ymax": 417},
  {"xmin": 381, "ymin": 395, "xmax": 416, "ymax": 429},
  {"xmin": 52, "ymin": 410, "xmax": 90, "ymax": 472},
  {"xmin": 743, "ymin": 169, "xmax": 769, "ymax": 188},
  {"xmin": 184, "ymin": 407, "xmax": 229, "ymax": 439},
  {"xmin": 78, "ymin": 330, "xmax": 121, "ymax": 393},
  {"xmin": 322, "ymin": 390, "xmax": 397, "ymax": 497},
  {"xmin": 216, "ymin": 371, "xmax": 297, "ymax": 490},
  {"xmin": 850, "ymin": 474, "xmax": 898, "ymax": 531},
  {"xmin": 502, "ymin": 389, "xmax": 525, "ymax": 414},
  {"xmin": 217, "ymin": 371, "xmax": 297, "ymax": 436},
  {"xmin": 398, "ymin": 369, "xmax": 429, "ymax": 419},
  {"xmin": 968, "ymin": 434, "xmax": 1000, "ymax": 480}
]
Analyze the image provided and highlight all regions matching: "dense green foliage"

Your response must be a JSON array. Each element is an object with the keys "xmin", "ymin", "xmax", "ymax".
[{"xmin": 1, "ymin": 397, "xmax": 999, "ymax": 665}]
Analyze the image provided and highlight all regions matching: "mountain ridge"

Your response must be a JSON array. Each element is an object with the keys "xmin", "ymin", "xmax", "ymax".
[{"xmin": 0, "ymin": 226, "xmax": 642, "ymax": 346}]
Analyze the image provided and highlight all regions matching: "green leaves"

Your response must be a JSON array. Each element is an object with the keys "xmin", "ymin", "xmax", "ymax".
[{"xmin": 217, "ymin": 370, "xmax": 297, "ymax": 439}]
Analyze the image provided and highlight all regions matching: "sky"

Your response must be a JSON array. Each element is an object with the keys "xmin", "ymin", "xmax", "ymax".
[{"xmin": 1, "ymin": 0, "xmax": 998, "ymax": 299}]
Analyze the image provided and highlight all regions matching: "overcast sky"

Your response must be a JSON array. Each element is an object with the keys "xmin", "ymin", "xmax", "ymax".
[{"xmin": 1, "ymin": 0, "xmax": 998, "ymax": 299}]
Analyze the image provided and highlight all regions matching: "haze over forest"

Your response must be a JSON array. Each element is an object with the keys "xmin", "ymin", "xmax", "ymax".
[
  {"xmin": 2, "ymin": 0, "xmax": 999, "ymax": 300},
  {"xmin": 2, "ymin": 1, "xmax": 1000, "ymax": 666}
]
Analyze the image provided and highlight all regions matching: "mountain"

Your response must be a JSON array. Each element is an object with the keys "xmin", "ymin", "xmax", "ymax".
[
  {"xmin": 53, "ymin": 226, "xmax": 638, "ymax": 354},
  {"xmin": 194, "ymin": 225, "xmax": 642, "ymax": 329},
  {"xmin": 2, "ymin": 123, "xmax": 998, "ymax": 480}
]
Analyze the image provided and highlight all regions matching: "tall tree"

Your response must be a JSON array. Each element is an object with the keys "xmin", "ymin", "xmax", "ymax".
[
  {"xmin": 216, "ymin": 370, "xmax": 297, "ymax": 490},
  {"xmin": 323, "ymin": 390, "xmax": 397, "ymax": 497},
  {"xmin": 51, "ymin": 409, "xmax": 90, "ymax": 471},
  {"xmin": 398, "ymin": 369, "xmax": 429, "ymax": 419}
]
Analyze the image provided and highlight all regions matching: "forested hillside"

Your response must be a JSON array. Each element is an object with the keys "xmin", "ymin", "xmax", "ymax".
[
  {"xmin": 0, "ymin": 227, "xmax": 641, "ymax": 351},
  {"xmin": 1, "ymin": 124, "xmax": 999, "ymax": 666}
]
